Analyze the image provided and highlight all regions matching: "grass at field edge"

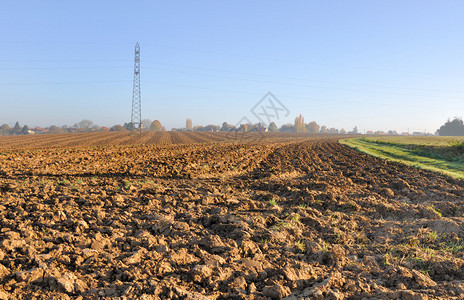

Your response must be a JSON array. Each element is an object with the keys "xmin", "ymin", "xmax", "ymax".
[{"xmin": 340, "ymin": 138, "xmax": 464, "ymax": 179}]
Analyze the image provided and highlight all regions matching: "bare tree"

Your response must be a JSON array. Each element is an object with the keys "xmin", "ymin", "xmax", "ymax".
[
  {"xmin": 74, "ymin": 120, "xmax": 94, "ymax": 131},
  {"xmin": 141, "ymin": 119, "xmax": 152, "ymax": 130}
]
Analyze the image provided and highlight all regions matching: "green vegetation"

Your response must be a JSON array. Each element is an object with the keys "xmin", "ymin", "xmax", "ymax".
[
  {"xmin": 426, "ymin": 205, "xmax": 442, "ymax": 218},
  {"xmin": 268, "ymin": 198, "xmax": 278, "ymax": 206},
  {"xmin": 381, "ymin": 229, "xmax": 464, "ymax": 274},
  {"xmin": 295, "ymin": 240, "xmax": 306, "ymax": 252},
  {"xmin": 340, "ymin": 137, "xmax": 464, "ymax": 179},
  {"xmin": 361, "ymin": 136, "xmax": 464, "ymax": 147}
]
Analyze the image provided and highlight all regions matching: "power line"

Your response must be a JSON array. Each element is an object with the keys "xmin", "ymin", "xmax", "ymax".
[
  {"xmin": 2, "ymin": 59, "xmax": 461, "ymax": 95},
  {"xmin": 143, "ymin": 60, "xmax": 463, "ymax": 94},
  {"xmin": 141, "ymin": 80, "xmax": 464, "ymax": 110},
  {"xmin": 0, "ymin": 80, "xmax": 130, "ymax": 86},
  {"xmin": 143, "ymin": 67, "xmax": 464, "ymax": 100},
  {"xmin": 0, "ymin": 41, "xmax": 461, "ymax": 77},
  {"xmin": 0, "ymin": 66, "xmax": 131, "ymax": 71}
]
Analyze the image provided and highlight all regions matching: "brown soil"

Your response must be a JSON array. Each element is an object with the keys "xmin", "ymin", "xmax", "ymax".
[{"xmin": 0, "ymin": 132, "xmax": 464, "ymax": 299}]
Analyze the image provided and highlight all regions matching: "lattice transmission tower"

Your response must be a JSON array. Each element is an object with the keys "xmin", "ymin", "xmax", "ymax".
[{"xmin": 131, "ymin": 42, "xmax": 142, "ymax": 135}]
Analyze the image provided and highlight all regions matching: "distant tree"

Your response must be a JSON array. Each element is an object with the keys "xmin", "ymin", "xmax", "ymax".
[
  {"xmin": 0, "ymin": 124, "xmax": 12, "ymax": 136},
  {"xmin": 61, "ymin": 125, "xmax": 71, "ymax": 133},
  {"xmin": 279, "ymin": 123, "xmax": 295, "ymax": 132},
  {"xmin": 246, "ymin": 123, "xmax": 257, "ymax": 132},
  {"xmin": 141, "ymin": 119, "xmax": 152, "ymax": 130},
  {"xmin": 306, "ymin": 121, "xmax": 319, "ymax": 133},
  {"xmin": 110, "ymin": 124, "xmax": 127, "ymax": 131},
  {"xmin": 268, "ymin": 122, "xmax": 278, "ymax": 132},
  {"xmin": 437, "ymin": 118, "xmax": 464, "ymax": 136},
  {"xmin": 204, "ymin": 125, "xmax": 219, "ymax": 132},
  {"xmin": 48, "ymin": 125, "xmax": 63, "ymax": 134},
  {"xmin": 21, "ymin": 125, "xmax": 30, "ymax": 135},
  {"xmin": 12, "ymin": 122, "xmax": 21, "ymax": 135},
  {"xmin": 79, "ymin": 120, "xmax": 93, "ymax": 129},
  {"xmin": 186, "ymin": 118, "xmax": 193, "ymax": 131},
  {"xmin": 340, "ymin": 128, "xmax": 346, "ymax": 134},
  {"xmin": 99, "ymin": 126, "xmax": 110, "ymax": 132},
  {"xmin": 193, "ymin": 125, "xmax": 204, "ymax": 131},
  {"xmin": 294, "ymin": 114, "xmax": 305, "ymax": 133},
  {"xmin": 329, "ymin": 127, "xmax": 339, "ymax": 134},
  {"xmin": 352, "ymin": 126, "xmax": 359, "ymax": 134},
  {"xmin": 151, "ymin": 120, "xmax": 162, "ymax": 132},
  {"xmin": 73, "ymin": 119, "xmax": 95, "ymax": 132},
  {"xmin": 220, "ymin": 122, "xmax": 233, "ymax": 131},
  {"xmin": 320, "ymin": 125, "xmax": 328, "ymax": 133},
  {"xmin": 123, "ymin": 122, "xmax": 135, "ymax": 131},
  {"xmin": 388, "ymin": 130, "xmax": 398, "ymax": 135},
  {"xmin": 91, "ymin": 125, "xmax": 101, "ymax": 132}
]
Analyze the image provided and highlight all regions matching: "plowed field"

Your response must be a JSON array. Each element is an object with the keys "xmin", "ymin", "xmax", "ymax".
[
  {"xmin": 1, "ymin": 133, "xmax": 464, "ymax": 299},
  {"xmin": 0, "ymin": 131, "xmax": 313, "ymax": 149}
]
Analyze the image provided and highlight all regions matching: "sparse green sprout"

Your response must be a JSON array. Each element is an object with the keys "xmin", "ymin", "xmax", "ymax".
[
  {"xmin": 268, "ymin": 198, "xmax": 278, "ymax": 206},
  {"xmin": 427, "ymin": 231, "xmax": 438, "ymax": 242},
  {"xmin": 295, "ymin": 240, "xmax": 305, "ymax": 252},
  {"xmin": 58, "ymin": 179, "xmax": 70, "ymax": 186},
  {"xmin": 291, "ymin": 213, "xmax": 300, "ymax": 223},
  {"xmin": 259, "ymin": 239, "xmax": 269, "ymax": 245},
  {"xmin": 426, "ymin": 205, "xmax": 442, "ymax": 218},
  {"xmin": 123, "ymin": 180, "xmax": 132, "ymax": 189},
  {"xmin": 383, "ymin": 251, "xmax": 397, "ymax": 267},
  {"xmin": 270, "ymin": 221, "xmax": 291, "ymax": 230},
  {"xmin": 318, "ymin": 241, "xmax": 330, "ymax": 253}
]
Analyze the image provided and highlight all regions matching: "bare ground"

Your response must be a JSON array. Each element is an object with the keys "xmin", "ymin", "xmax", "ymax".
[{"xmin": 0, "ymin": 133, "xmax": 464, "ymax": 299}]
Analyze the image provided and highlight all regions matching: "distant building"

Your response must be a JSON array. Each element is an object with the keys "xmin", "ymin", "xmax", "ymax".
[
  {"xmin": 30, "ymin": 127, "xmax": 49, "ymax": 134},
  {"xmin": 374, "ymin": 131, "xmax": 387, "ymax": 135}
]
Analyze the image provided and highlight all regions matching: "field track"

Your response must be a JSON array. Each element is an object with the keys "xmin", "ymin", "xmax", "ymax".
[{"xmin": 0, "ymin": 134, "xmax": 464, "ymax": 299}]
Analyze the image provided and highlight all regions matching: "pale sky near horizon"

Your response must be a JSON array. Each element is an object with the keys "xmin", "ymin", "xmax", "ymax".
[{"xmin": 0, "ymin": 1, "xmax": 463, "ymax": 133}]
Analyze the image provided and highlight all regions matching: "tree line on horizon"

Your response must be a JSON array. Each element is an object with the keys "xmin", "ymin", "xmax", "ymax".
[
  {"xmin": 0, "ymin": 119, "xmax": 164, "ymax": 136},
  {"xmin": 1, "ymin": 116, "xmax": 461, "ymax": 136},
  {"xmin": 0, "ymin": 117, "xmax": 352, "ymax": 136},
  {"xmin": 436, "ymin": 118, "xmax": 464, "ymax": 136},
  {"xmin": 174, "ymin": 114, "xmax": 356, "ymax": 134}
]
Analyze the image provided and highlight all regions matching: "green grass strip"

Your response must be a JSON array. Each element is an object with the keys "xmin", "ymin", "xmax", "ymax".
[{"xmin": 340, "ymin": 138, "xmax": 464, "ymax": 179}]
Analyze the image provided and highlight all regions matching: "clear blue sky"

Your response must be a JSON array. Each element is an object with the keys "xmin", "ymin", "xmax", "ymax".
[{"xmin": 1, "ymin": 1, "xmax": 463, "ymax": 133}]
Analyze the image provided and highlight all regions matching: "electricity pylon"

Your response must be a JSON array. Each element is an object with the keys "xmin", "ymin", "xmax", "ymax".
[{"xmin": 131, "ymin": 42, "xmax": 142, "ymax": 135}]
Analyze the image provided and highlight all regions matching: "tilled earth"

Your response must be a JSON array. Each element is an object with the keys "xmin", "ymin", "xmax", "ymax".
[{"xmin": 1, "ymin": 135, "xmax": 464, "ymax": 299}]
